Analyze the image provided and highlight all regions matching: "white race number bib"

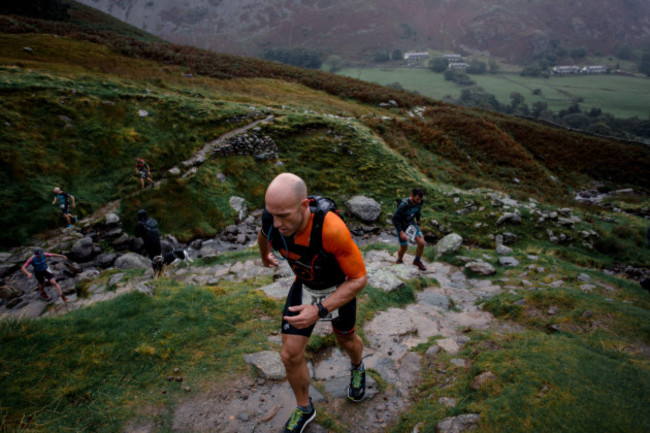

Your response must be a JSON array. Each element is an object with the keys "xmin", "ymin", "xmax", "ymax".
[{"xmin": 302, "ymin": 286, "xmax": 339, "ymax": 321}]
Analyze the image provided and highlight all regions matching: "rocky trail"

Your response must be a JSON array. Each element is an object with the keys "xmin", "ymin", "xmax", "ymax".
[
  {"xmin": 128, "ymin": 248, "xmax": 514, "ymax": 433},
  {"xmin": 1, "ymin": 206, "xmax": 526, "ymax": 433},
  {"xmin": 0, "ymin": 199, "xmax": 638, "ymax": 433},
  {"xmin": 0, "ymin": 198, "xmax": 516, "ymax": 433}
]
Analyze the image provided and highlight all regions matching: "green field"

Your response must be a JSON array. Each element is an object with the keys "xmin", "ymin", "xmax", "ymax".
[{"xmin": 337, "ymin": 67, "xmax": 650, "ymax": 119}]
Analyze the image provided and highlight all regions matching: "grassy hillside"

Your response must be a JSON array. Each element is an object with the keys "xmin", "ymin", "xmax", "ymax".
[
  {"xmin": 2, "ymin": 4, "xmax": 649, "ymax": 248},
  {"xmin": 1, "ymin": 4, "xmax": 650, "ymax": 433}
]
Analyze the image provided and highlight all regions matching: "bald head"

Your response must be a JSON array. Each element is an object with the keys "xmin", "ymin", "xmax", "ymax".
[
  {"xmin": 265, "ymin": 173, "xmax": 310, "ymax": 236},
  {"xmin": 53, "ymin": 187, "xmax": 61, "ymax": 194},
  {"xmin": 266, "ymin": 173, "xmax": 307, "ymax": 207}
]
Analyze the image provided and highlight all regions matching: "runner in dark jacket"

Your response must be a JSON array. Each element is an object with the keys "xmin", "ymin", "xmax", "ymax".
[
  {"xmin": 393, "ymin": 187, "xmax": 427, "ymax": 270},
  {"xmin": 134, "ymin": 209, "xmax": 161, "ymax": 259}
]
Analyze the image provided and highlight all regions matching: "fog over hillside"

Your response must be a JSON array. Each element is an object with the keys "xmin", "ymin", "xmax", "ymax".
[{"xmin": 78, "ymin": 0, "xmax": 650, "ymax": 63}]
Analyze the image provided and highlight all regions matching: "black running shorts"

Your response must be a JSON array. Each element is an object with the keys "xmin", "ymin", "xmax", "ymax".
[
  {"xmin": 34, "ymin": 269, "xmax": 54, "ymax": 284},
  {"xmin": 281, "ymin": 280, "xmax": 357, "ymax": 337}
]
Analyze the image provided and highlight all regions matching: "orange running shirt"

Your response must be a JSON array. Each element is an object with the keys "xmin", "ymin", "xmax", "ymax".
[{"xmin": 289, "ymin": 212, "xmax": 366, "ymax": 280}]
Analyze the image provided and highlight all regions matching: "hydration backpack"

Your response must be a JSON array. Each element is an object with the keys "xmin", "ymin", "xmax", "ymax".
[
  {"xmin": 143, "ymin": 218, "xmax": 160, "ymax": 239},
  {"xmin": 308, "ymin": 195, "xmax": 345, "ymax": 252}
]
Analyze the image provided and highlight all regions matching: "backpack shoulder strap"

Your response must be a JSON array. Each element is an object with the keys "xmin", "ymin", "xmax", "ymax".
[
  {"xmin": 308, "ymin": 195, "xmax": 341, "ymax": 253},
  {"xmin": 310, "ymin": 205, "xmax": 327, "ymax": 253}
]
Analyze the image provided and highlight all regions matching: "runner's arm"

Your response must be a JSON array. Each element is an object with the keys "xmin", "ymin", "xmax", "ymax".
[
  {"xmin": 321, "ymin": 274, "xmax": 367, "ymax": 313},
  {"xmin": 46, "ymin": 252, "xmax": 68, "ymax": 260},
  {"xmin": 284, "ymin": 274, "xmax": 367, "ymax": 329},
  {"xmin": 392, "ymin": 201, "xmax": 407, "ymax": 232},
  {"xmin": 70, "ymin": 195, "xmax": 75, "ymax": 208},
  {"xmin": 257, "ymin": 231, "xmax": 278, "ymax": 267},
  {"xmin": 21, "ymin": 258, "xmax": 32, "ymax": 278}
]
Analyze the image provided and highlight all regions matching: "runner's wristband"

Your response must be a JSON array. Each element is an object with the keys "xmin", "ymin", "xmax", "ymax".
[{"xmin": 316, "ymin": 302, "xmax": 328, "ymax": 318}]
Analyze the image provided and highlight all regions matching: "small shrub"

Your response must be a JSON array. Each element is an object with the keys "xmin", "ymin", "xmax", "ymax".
[
  {"xmin": 612, "ymin": 224, "xmax": 635, "ymax": 240},
  {"xmin": 594, "ymin": 236, "xmax": 624, "ymax": 255}
]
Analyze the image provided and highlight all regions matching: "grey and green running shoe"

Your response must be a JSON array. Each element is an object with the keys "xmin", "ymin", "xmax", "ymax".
[
  {"xmin": 347, "ymin": 364, "xmax": 366, "ymax": 402},
  {"xmin": 283, "ymin": 399, "xmax": 316, "ymax": 433}
]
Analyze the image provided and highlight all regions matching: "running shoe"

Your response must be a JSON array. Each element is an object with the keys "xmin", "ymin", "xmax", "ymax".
[
  {"xmin": 347, "ymin": 364, "xmax": 366, "ymax": 402},
  {"xmin": 40, "ymin": 289, "xmax": 50, "ymax": 300},
  {"xmin": 413, "ymin": 260, "xmax": 427, "ymax": 271},
  {"xmin": 395, "ymin": 259, "xmax": 403, "ymax": 264},
  {"xmin": 283, "ymin": 399, "xmax": 315, "ymax": 433},
  {"xmin": 61, "ymin": 296, "xmax": 68, "ymax": 302}
]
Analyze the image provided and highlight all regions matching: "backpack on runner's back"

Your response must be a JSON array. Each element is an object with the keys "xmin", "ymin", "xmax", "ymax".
[
  {"xmin": 308, "ymin": 195, "xmax": 345, "ymax": 251},
  {"xmin": 143, "ymin": 218, "xmax": 160, "ymax": 238}
]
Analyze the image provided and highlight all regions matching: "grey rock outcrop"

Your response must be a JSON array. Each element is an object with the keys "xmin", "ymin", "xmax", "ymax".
[
  {"xmin": 0, "ymin": 285, "xmax": 23, "ymax": 300},
  {"xmin": 344, "ymin": 196, "xmax": 382, "ymax": 223},
  {"xmin": 436, "ymin": 413, "xmax": 481, "ymax": 433},
  {"xmin": 434, "ymin": 233, "xmax": 463, "ymax": 258},
  {"xmin": 104, "ymin": 213, "xmax": 120, "ymax": 226},
  {"xmin": 496, "ymin": 211, "xmax": 522, "ymax": 226},
  {"xmin": 70, "ymin": 237, "xmax": 96, "ymax": 262},
  {"xmin": 243, "ymin": 351, "xmax": 285, "ymax": 380},
  {"xmin": 499, "ymin": 256, "xmax": 520, "ymax": 267},
  {"xmin": 215, "ymin": 133, "xmax": 278, "ymax": 160},
  {"xmin": 229, "ymin": 196, "xmax": 248, "ymax": 221},
  {"xmin": 114, "ymin": 253, "xmax": 151, "ymax": 270},
  {"xmin": 465, "ymin": 261, "xmax": 496, "ymax": 276}
]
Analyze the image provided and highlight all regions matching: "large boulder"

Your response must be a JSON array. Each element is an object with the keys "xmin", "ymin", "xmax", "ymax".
[
  {"xmin": 229, "ymin": 196, "xmax": 248, "ymax": 221},
  {"xmin": 114, "ymin": 253, "xmax": 151, "ymax": 270},
  {"xmin": 104, "ymin": 213, "xmax": 120, "ymax": 226},
  {"xmin": 69, "ymin": 236, "xmax": 95, "ymax": 262},
  {"xmin": 344, "ymin": 196, "xmax": 382, "ymax": 223},
  {"xmin": 465, "ymin": 261, "xmax": 496, "ymax": 276},
  {"xmin": 496, "ymin": 211, "xmax": 522, "ymax": 226},
  {"xmin": 96, "ymin": 253, "xmax": 118, "ymax": 269},
  {"xmin": 129, "ymin": 237, "xmax": 145, "ymax": 253},
  {"xmin": 367, "ymin": 268, "xmax": 405, "ymax": 292},
  {"xmin": 434, "ymin": 233, "xmax": 463, "ymax": 258},
  {"xmin": 112, "ymin": 233, "xmax": 131, "ymax": 251}
]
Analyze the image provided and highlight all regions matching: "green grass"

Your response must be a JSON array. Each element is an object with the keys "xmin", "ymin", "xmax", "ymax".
[
  {"xmin": 473, "ymin": 334, "xmax": 649, "ymax": 433},
  {"xmin": 0, "ymin": 279, "xmax": 280, "ymax": 432},
  {"xmin": 337, "ymin": 67, "xmax": 650, "ymax": 118},
  {"xmin": 0, "ymin": 63, "xmax": 266, "ymax": 245},
  {"xmin": 396, "ymin": 329, "xmax": 650, "ymax": 433}
]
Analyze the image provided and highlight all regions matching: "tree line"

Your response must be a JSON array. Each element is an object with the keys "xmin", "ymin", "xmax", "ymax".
[{"xmin": 454, "ymin": 87, "xmax": 650, "ymax": 143}]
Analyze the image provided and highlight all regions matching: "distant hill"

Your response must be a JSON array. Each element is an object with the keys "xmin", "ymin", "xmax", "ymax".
[
  {"xmin": 77, "ymin": 0, "xmax": 650, "ymax": 64},
  {"xmin": 1, "ymin": 0, "xmax": 649, "ymax": 248}
]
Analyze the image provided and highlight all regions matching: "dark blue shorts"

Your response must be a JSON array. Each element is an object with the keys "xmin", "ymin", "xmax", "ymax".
[{"xmin": 396, "ymin": 224, "xmax": 422, "ymax": 246}]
